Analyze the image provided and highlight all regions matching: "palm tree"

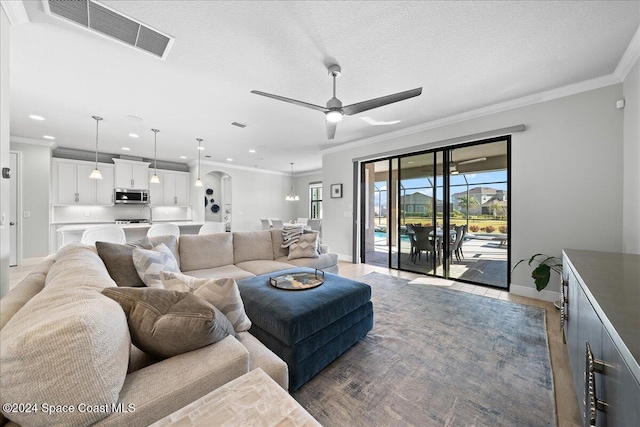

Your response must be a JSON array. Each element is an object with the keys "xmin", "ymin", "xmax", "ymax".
[{"xmin": 457, "ymin": 195, "xmax": 479, "ymax": 215}]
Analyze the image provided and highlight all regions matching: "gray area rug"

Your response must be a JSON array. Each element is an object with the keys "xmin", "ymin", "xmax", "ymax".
[{"xmin": 292, "ymin": 272, "xmax": 556, "ymax": 427}]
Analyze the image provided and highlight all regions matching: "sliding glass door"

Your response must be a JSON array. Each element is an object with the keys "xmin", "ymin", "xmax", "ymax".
[{"xmin": 361, "ymin": 137, "xmax": 510, "ymax": 289}]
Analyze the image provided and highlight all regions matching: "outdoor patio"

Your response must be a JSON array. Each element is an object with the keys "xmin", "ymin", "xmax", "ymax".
[{"xmin": 364, "ymin": 234, "xmax": 509, "ymax": 288}]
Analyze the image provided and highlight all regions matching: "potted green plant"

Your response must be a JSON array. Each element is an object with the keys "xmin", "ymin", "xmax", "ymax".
[{"xmin": 512, "ymin": 253, "xmax": 563, "ymax": 292}]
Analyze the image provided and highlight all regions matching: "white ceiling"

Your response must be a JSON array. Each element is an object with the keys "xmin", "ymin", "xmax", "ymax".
[{"xmin": 8, "ymin": 0, "xmax": 640, "ymax": 173}]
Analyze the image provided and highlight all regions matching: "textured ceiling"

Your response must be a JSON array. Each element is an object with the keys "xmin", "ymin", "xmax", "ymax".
[{"xmin": 8, "ymin": 1, "xmax": 640, "ymax": 173}]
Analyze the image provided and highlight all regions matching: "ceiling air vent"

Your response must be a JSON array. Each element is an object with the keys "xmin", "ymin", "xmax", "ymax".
[
  {"xmin": 46, "ymin": 0, "xmax": 173, "ymax": 59},
  {"xmin": 230, "ymin": 122, "xmax": 248, "ymax": 129}
]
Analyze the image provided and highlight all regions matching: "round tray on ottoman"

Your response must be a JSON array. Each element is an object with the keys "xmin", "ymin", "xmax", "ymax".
[{"xmin": 269, "ymin": 269, "xmax": 324, "ymax": 290}]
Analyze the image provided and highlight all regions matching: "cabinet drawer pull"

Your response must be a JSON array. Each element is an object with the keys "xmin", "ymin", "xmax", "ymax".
[{"xmin": 585, "ymin": 341, "xmax": 608, "ymax": 426}]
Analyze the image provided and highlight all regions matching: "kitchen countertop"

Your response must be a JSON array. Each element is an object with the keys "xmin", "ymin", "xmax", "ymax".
[{"xmin": 56, "ymin": 221, "xmax": 205, "ymax": 232}]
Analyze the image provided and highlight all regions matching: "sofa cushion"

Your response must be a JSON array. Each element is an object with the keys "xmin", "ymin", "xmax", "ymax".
[
  {"xmin": 133, "ymin": 243, "xmax": 180, "ymax": 288},
  {"xmin": 160, "ymin": 272, "xmax": 252, "ymax": 332},
  {"xmin": 270, "ymin": 229, "xmax": 289, "ymax": 259},
  {"xmin": 287, "ymin": 233, "xmax": 320, "ymax": 260},
  {"xmin": 183, "ymin": 264, "xmax": 256, "ymax": 280},
  {"xmin": 148, "ymin": 234, "xmax": 181, "ymax": 269},
  {"xmin": 235, "ymin": 260, "xmax": 296, "ymax": 276},
  {"xmin": 277, "ymin": 252, "xmax": 338, "ymax": 270},
  {"xmin": 179, "ymin": 233, "xmax": 233, "ymax": 271},
  {"xmin": 0, "ymin": 243, "xmax": 130, "ymax": 427},
  {"xmin": 96, "ymin": 237, "xmax": 153, "ymax": 287},
  {"xmin": 103, "ymin": 287, "xmax": 235, "ymax": 359},
  {"xmin": 0, "ymin": 255, "xmax": 55, "ymax": 329},
  {"xmin": 233, "ymin": 230, "xmax": 274, "ymax": 263},
  {"xmin": 236, "ymin": 332, "xmax": 289, "ymax": 390}
]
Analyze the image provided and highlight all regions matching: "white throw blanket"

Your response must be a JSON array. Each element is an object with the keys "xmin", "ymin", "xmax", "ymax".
[{"xmin": 281, "ymin": 225, "xmax": 305, "ymax": 248}]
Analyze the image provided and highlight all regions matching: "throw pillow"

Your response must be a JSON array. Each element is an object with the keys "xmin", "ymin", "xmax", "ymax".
[
  {"xmin": 160, "ymin": 271, "xmax": 251, "ymax": 332},
  {"xmin": 132, "ymin": 243, "xmax": 179, "ymax": 288},
  {"xmin": 148, "ymin": 234, "xmax": 180, "ymax": 268},
  {"xmin": 102, "ymin": 287, "xmax": 235, "ymax": 359},
  {"xmin": 96, "ymin": 237, "xmax": 153, "ymax": 287},
  {"xmin": 288, "ymin": 232, "xmax": 320, "ymax": 260}
]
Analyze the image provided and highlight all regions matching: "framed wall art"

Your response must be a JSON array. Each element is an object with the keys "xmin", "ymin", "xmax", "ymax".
[{"xmin": 330, "ymin": 184, "xmax": 342, "ymax": 198}]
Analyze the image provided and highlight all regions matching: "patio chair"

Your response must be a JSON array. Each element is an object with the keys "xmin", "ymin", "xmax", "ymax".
[
  {"xmin": 449, "ymin": 225, "xmax": 465, "ymax": 262},
  {"xmin": 81, "ymin": 226, "xmax": 126, "ymax": 246},
  {"xmin": 147, "ymin": 223, "xmax": 180, "ymax": 238},
  {"xmin": 457, "ymin": 225, "xmax": 467, "ymax": 260},
  {"xmin": 412, "ymin": 226, "xmax": 437, "ymax": 264}
]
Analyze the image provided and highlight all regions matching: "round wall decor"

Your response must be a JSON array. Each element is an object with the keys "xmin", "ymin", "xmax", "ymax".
[
  {"xmin": 204, "ymin": 196, "xmax": 208, "ymax": 207},
  {"xmin": 211, "ymin": 204, "xmax": 220, "ymax": 213},
  {"xmin": 206, "ymin": 188, "xmax": 214, "ymax": 195}
]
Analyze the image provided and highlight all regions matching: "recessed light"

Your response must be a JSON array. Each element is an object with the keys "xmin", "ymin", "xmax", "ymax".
[
  {"xmin": 197, "ymin": 146, "xmax": 205, "ymax": 150},
  {"xmin": 43, "ymin": 135, "xmax": 55, "ymax": 140},
  {"xmin": 122, "ymin": 147, "xmax": 131, "ymax": 151},
  {"xmin": 129, "ymin": 133, "xmax": 139, "ymax": 138},
  {"xmin": 179, "ymin": 156, "xmax": 187, "ymax": 159},
  {"xmin": 226, "ymin": 158, "xmax": 233, "ymax": 162},
  {"xmin": 29, "ymin": 115, "xmax": 45, "ymax": 121},
  {"xmin": 249, "ymin": 149, "xmax": 256, "ymax": 153}
]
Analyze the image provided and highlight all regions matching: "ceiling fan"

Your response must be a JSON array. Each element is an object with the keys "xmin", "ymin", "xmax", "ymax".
[
  {"xmin": 251, "ymin": 64, "xmax": 422, "ymax": 139},
  {"xmin": 450, "ymin": 156, "xmax": 487, "ymax": 175}
]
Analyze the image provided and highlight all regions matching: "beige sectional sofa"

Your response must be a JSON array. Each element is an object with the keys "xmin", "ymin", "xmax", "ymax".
[{"xmin": 0, "ymin": 229, "xmax": 337, "ymax": 427}]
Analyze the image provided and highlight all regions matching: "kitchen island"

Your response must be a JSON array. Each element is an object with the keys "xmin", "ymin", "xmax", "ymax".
[{"xmin": 54, "ymin": 221, "xmax": 206, "ymax": 249}]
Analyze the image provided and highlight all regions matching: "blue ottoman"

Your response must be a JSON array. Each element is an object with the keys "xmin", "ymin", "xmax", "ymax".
[{"xmin": 237, "ymin": 268, "xmax": 373, "ymax": 391}]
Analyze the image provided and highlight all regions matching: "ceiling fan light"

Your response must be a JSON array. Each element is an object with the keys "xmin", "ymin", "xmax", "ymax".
[
  {"xmin": 89, "ymin": 168, "xmax": 103, "ymax": 180},
  {"xmin": 326, "ymin": 110, "xmax": 343, "ymax": 123},
  {"xmin": 451, "ymin": 170, "xmax": 459, "ymax": 175}
]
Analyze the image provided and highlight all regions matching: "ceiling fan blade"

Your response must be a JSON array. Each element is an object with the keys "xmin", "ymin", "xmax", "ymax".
[
  {"xmin": 457, "ymin": 157, "xmax": 487, "ymax": 165},
  {"xmin": 250, "ymin": 90, "xmax": 328, "ymax": 113},
  {"xmin": 326, "ymin": 120, "xmax": 337, "ymax": 139},
  {"xmin": 342, "ymin": 87, "xmax": 422, "ymax": 116}
]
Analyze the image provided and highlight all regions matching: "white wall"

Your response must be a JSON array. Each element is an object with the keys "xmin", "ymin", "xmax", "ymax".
[
  {"xmin": 622, "ymin": 58, "xmax": 640, "ymax": 254},
  {"xmin": 10, "ymin": 142, "xmax": 50, "ymax": 259},
  {"xmin": 323, "ymin": 84, "xmax": 625, "ymax": 297},
  {"xmin": 190, "ymin": 162, "xmax": 296, "ymax": 231},
  {"xmin": 0, "ymin": 9, "xmax": 10, "ymax": 296}
]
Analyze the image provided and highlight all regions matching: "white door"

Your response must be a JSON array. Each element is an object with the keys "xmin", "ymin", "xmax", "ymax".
[
  {"xmin": 76, "ymin": 163, "xmax": 96, "ymax": 204},
  {"xmin": 163, "ymin": 173, "xmax": 177, "ymax": 205},
  {"xmin": 9, "ymin": 152, "xmax": 17, "ymax": 266},
  {"xmin": 132, "ymin": 164, "xmax": 149, "ymax": 190},
  {"xmin": 174, "ymin": 173, "xmax": 188, "ymax": 205}
]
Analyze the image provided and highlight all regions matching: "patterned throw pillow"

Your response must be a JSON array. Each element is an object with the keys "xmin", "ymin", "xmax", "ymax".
[
  {"xmin": 132, "ymin": 244, "xmax": 179, "ymax": 288},
  {"xmin": 160, "ymin": 271, "xmax": 251, "ymax": 332},
  {"xmin": 102, "ymin": 287, "xmax": 235, "ymax": 359},
  {"xmin": 288, "ymin": 233, "xmax": 320, "ymax": 260}
]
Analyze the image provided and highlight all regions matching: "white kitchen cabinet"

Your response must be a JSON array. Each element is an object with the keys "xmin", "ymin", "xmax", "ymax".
[
  {"xmin": 148, "ymin": 170, "xmax": 189, "ymax": 206},
  {"xmin": 53, "ymin": 159, "xmax": 114, "ymax": 206},
  {"xmin": 113, "ymin": 158, "xmax": 150, "ymax": 190}
]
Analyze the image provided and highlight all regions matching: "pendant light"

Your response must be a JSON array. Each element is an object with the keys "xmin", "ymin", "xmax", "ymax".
[
  {"xmin": 285, "ymin": 162, "xmax": 299, "ymax": 201},
  {"xmin": 195, "ymin": 138, "xmax": 203, "ymax": 187},
  {"xmin": 150, "ymin": 129, "xmax": 160, "ymax": 183},
  {"xmin": 89, "ymin": 115, "xmax": 103, "ymax": 179}
]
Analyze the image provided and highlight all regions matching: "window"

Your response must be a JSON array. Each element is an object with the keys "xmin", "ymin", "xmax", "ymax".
[{"xmin": 309, "ymin": 182, "xmax": 322, "ymax": 219}]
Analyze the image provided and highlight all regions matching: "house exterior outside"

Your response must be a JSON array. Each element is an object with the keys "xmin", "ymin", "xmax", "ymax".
[{"xmin": 451, "ymin": 187, "xmax": 507, "ymax": 215}]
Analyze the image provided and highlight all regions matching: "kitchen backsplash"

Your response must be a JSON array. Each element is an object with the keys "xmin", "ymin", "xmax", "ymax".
[{"xmin": 52, "ymin": 205, "xmax": 192, "ymax": 224}]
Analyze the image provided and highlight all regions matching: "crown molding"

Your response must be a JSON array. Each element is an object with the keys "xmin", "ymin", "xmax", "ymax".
[
  {"xmin": 0, "ymin": 0, "xmax": 29, "ymax": 25},
  {"xmin": 320, "ymin": 73, "xmax": 621, "ymax": 155},
  {"xmin": 615, "ymin": 25, "xmax": 640, "ymax": 81},
  {"xmin": 295, "ymin": 169, "xmax": 323, "ymax": 177},
  {"xmin": 11, "ymin": 136, "xmax": 56, "ymax": 148},
  {"xmin": 189, "ymin": 159, "xmax": 291, "ymax": 176}
]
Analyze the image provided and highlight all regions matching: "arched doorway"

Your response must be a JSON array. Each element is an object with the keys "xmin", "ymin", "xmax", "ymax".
[{"xmin": 203, "ymin": 171, "xmax": 232, "ymax": 231}]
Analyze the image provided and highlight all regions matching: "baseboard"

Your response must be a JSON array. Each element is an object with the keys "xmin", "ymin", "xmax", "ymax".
[
  {"xmin": 510, "ymin": 284, "xmax": 560, "ymax": 303},
  {"xmin": 337, "ymin": 253, "xmax": 353, "ymax": 262}
]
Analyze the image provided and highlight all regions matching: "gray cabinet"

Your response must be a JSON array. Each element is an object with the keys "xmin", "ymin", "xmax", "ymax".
[{"xmin": 562, "ymin": 250, "xmax": 640, "ymax": 427}]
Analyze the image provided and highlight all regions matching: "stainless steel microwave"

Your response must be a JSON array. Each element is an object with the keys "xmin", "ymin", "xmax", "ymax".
[{"xmin": 114, "ymin": 189, "xmax": 149, "ymax": 204}]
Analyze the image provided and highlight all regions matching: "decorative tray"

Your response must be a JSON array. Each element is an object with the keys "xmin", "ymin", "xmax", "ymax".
[{"xmin": 269, "ymin": 270, "xmax": 325, "ymax": 290}]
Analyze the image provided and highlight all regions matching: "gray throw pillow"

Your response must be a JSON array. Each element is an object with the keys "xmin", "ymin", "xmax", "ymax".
[
  {"xmin": 288, "ymin": 233, "xmax": 320, "ymax": 260},
  {"xmin": 148, "ymin": 234, "xmax": 180, "ymax": 268},
  {"xmin": 96, "ymin": 237, "xmax": 153, "ymax": 287},
  {"xmin": 160, "ymin": 271, "xmax": 252, "ymax": 332},
  {"xmin": 102, "ymin": 287, "xmax": 235, "ymax": 359}
]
